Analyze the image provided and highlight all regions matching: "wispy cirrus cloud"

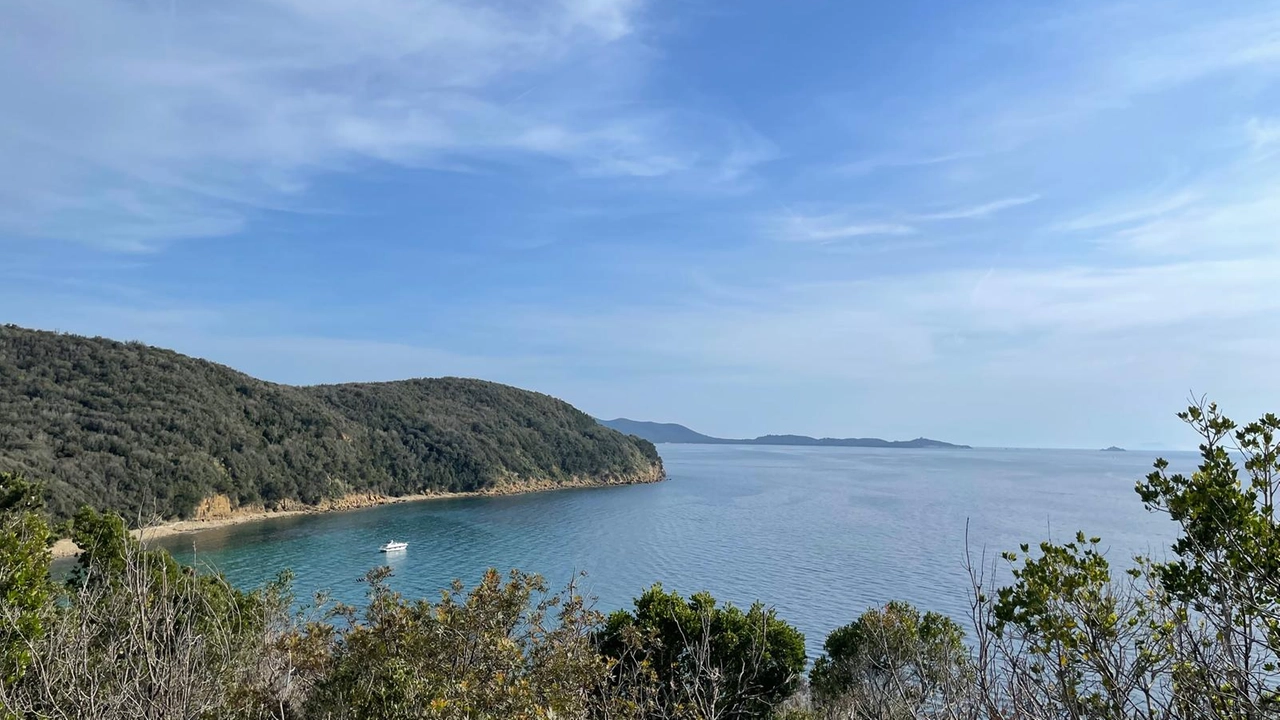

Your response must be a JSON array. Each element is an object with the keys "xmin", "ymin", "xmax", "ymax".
[
  {"xmin": 1245, "ymin": 117, "xmax": 1280, "ymax": 150},
  {"xmin": 832, "ymin": 150, "xmax": 997, "ymax": 177},
  {"xmin": 774, "ymin": 213, "xmax": 916, "ymax": 244},
  {"xmin": 999, "ymin": 5, "xmax": 1280, "ymax": 130},
  {"xmin": 1052, "ymin": 140, "xmax": 1280, "ymax": 259},
  {"xmin": 912, "ymin": 194, "xmax": 1041, "ymax": 221},
  {"xmin": 853, "ymin": 3, "xmax": 1280, "ymax": 167},
  {"xmin": 0, "ymin": 0, "xmax": 768, "ymax": 251},
  {"xmin": 773, "ymin": 193, "xmax": 1039, "ymax": 246},
  {"xmin": 496, "ymin": 249, "xmax": 1280, "ymax": 442},
  {"xmin": 1104, "ymin": 6, "xmax": 1280, "ymax": 94},
  {"xmin": 1111, "ymin": 191, "xmax": 1280, "ymax": 257},
  {"xmin": 1054, "ymin": 191, "xmax": 1201, "ymax": 233}
]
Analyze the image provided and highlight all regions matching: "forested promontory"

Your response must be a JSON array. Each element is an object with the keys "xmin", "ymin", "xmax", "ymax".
[{"xmin": 0, "ymin": 325, "xmax": 663, "ymax": 521}]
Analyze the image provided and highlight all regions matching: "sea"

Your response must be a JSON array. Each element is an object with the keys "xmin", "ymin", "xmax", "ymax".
[{"xmin": 154, "ymin": 445, "xmax": 1197, "ymax": 657}]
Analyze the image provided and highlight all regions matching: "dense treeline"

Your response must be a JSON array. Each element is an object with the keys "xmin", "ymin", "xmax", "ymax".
[
  {"xmin": 5, "ymin": 401, "xmax": 1280, "ymax": 718},
  {"xmin": 0, "ymin": 325, "xmax": 662, "ymax": 521}
]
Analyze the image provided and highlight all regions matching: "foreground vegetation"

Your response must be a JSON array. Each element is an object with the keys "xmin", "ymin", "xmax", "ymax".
[
  {"xmin": 0, "ymin": 325, "xmax": 662, "ymax": 521},
  {"xmin": 3, "ymin": 400, "xmax": 1279, "ymax": 718}
]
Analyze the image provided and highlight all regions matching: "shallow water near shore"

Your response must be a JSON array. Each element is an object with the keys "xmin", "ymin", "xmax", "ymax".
[{"xmin": 156, "ymin": 445, "xmax": 1195, "ymax": 656}]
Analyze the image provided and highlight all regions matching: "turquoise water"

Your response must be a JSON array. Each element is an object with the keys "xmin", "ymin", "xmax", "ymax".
[{"xmin": 157, "ymin": 445, "xmax": 1195, "ymax": 655}]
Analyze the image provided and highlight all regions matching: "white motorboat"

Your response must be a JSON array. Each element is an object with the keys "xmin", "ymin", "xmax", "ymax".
[{"xmin": 379, "ymin": 540, "xmax": 408, "ymax": 552}]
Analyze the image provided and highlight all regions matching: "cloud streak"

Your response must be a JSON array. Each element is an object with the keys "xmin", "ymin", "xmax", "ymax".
[
  {"xmin": 1054, "ymin": 191, "xmax": 1200, "ymax": 233},
  {"xmin": 834, "ymin": 151, "xmax": 984, "ymax": 177},
  {"xmin": 512, "ymin": 252, "xmax": 1280, "ymax": 393},
  {"xmin": 772, "ymin": 194, "xmax": 1039, "ymax": 247},
  {"xmin": 913, "ymin": 194, "xmax": 1041, "ymax": 221},
  {"xmin": 775, "ymin": 213, "xmax": 916, "ymax": 243},
  {"xmin": 1246, "ymin": 117, "xmax": 1280, "ymax": 150}
]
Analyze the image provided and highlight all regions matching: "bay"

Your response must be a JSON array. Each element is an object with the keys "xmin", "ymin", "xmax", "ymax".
[{"xmin": 157, "ymin": 445, "xmax": 1196, "ymax": 656}]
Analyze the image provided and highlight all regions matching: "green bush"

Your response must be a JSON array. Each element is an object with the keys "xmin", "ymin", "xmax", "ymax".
[
  {"xmin": 304, "ymin": 568, "xmax": 616, "ymax": 720},
  {"xmin": 809, "ymin": 601, "xmax": 968, "ymax": 718},
  {"xmin": 0, "ymin": 472, "xmax": 56, "ymax": 684},
  {"xmin": 599, "ymin": 584, "xmax": 808, "ymax": 720}
]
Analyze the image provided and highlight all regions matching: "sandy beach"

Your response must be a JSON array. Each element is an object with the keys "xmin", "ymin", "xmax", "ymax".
[
  {"xmin": 48, "ymin": 470, "xmax": 665, "ymax": 559},
  {"xmin": 50, "ymin": 497, "xmax": 414, "ymax": 559}
]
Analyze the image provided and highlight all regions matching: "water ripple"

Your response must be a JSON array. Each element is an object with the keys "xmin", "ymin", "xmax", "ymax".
[{"xmin": 160, "ymin": 446, "xmax": 1193, "ymax": 657}]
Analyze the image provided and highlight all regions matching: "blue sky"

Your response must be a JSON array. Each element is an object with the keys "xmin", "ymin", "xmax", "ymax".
[{"xmin": 3, "ymin": 0, "xmax": 1279, "ymax": 449}]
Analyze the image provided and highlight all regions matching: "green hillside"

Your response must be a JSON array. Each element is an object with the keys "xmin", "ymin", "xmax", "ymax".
[{"xmin": 0, "ymin": 325, "xmax": 663, "ymax": 521}]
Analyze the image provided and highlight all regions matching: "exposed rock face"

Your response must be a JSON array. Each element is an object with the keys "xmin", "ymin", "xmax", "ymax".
[
  {"xmin": 485, "ymin": 464, "xmax": 666, "ymax": 494},
  {"xmin": 317, "ymin": 493, "xmax": 387, "ymax": 511},
  {"xmin": 195, "ymin": 494, "xmax": 267, "ymax": 520},
  {"xmin": 193, "ymin": 494, "xmax": 234, "ymax": 521},
  {"xmin": 195, "ymin": 461, "xmax": 666, "ymax": 518}
]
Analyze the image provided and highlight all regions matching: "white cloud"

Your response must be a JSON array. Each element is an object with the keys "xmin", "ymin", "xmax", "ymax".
[
  {"xmin": 950, "ymin": 258, "xmax": 1280, "ymax": 334},
  {"xmin": 510, "ymin": 252, "xmax": 1280, "ymax": 401},
  {"xmin": 891, "ymin": 3, "xmax": 1280, "ymax": 158},
  {"xmin": 0, "ymin": 0, "xmax": 765, "ymax": 250},
  {"xmin": 1108, "ymin": 7, "xmax": 1280, "ymax": 93},
  {"xmin": 1053, "ymin": 165, "xmax": 1280, "ymax": 258},
  {"xmin": 775, "ymin": 214, "xmax": 917, "ymax": 243},
  {"xmin": 1054, "ymin": 191, "xmax": 1200, "ymax": 233},
  {"xmin": 769, "ymin": 194, "xmax": 1037, "ymax": 247},
  {"xmin": 1113, "ymin": 193, "xmax": 1280, "ymax": 256},
  {"xmin": 560, "ymin": 0, "xmax": 643, "ymax": 41},
  {"xmin": 1245, "ymin": 117, "xmax": 1280, "ymax": 150},
  {"xmin": 834, "ymin": 151, "xmax": 982, "ymax": 177},
  {"xmin": 9, "ymin": 243, "xmax": 1280, "ymax": 446},
  {"xmin": 711, "ymin": 129, "xmax": 781, "ymax": 185},
  {"xmin": 913, "ymin": 194, "xmax": 1041, "ymax": 221},
  {"xmin": 74, "ymin": 249, "xmax": 1280, "ymax": 395}
]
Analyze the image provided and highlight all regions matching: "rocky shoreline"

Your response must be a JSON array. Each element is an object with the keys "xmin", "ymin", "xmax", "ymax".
[{"xmin": 50, "ymin": 464, "xmax": 665, "ymax": 558}]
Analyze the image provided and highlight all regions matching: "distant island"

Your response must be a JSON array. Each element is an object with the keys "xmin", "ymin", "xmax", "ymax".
[
  {"xmin": 1102, "ymin": 446, "xmax": 1126, "ymax": 452},
  {"xmin": 598, "ymin": 418, "xmax": 970, "ymax": 449}
]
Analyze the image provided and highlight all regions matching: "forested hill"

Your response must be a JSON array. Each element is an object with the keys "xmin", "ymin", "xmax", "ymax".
[
  {"xmin": 599, "ymin": 418, "xmax": 969, "ymax": 449},
  {"xmin": 0, "ymin": 325, "xmax": 663, "ymax": 522}
]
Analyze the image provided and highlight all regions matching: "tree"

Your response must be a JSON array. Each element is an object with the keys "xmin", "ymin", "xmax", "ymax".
[
  {"xmin": 967, "ymin": 400, "xmax": 1280, "ymax": 719},
  {"xmin": 305, "ymin": 567, "xmax": 620, "ymax": 720},
  {"xmin": 0, "ymin": 472, "xmax": 56, "ymax": 684},
  {"xmin": 68, "ymin": 505, "xmax": 131, "ymax": 582},
  {"xmin": 810, "ymin": 601, "xmax": 969, "ymax": 719},
  {"xmin": 975, "ymin": 533, "xmax": 1172, "ymax": 719},
  {"xmin": 599, "ymin": 584, "xmax": 807, "ymax": 720},
  {"xmin": 1136, "ymin": 401, "xmax": 1280, "ymax": 716},
  {"xmin": 2, "ymin": 499, "xmax": 294, "ymax": 720}
]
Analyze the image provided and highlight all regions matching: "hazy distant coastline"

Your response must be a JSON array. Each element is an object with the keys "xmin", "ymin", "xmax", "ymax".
[{"xmin": 599, "ymin": 418, "xmax": 970, "ymax": 449}]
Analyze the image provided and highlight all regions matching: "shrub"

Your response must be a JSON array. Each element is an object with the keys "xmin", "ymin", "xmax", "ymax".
[
  {"xmin": 809, "ymin": 601, "xmax": 969, "ymax": 719},
  {"xmin": 600, "ymin": 584, "xmax": 808, "ymax": 720}
]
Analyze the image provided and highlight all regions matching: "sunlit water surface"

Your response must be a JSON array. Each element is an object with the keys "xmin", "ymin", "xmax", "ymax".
[{"xmin": 155, "ymin": 445, "xmax": 1194, "ymax": 655}]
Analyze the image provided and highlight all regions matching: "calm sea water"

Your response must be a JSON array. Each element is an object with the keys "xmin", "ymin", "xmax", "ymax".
[{"xmin": 156, "ymin": 445, "xmax": 1196, "ymax": 656}]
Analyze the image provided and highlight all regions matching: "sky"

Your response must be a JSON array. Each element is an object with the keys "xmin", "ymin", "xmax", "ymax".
[{"xmin": 2, "ymin": 0, "xmax": 1279, "ymax": 449}]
